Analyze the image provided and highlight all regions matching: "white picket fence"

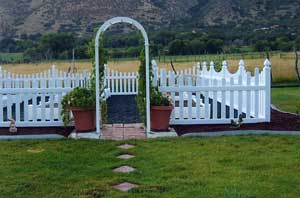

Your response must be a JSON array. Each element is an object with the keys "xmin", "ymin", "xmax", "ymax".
[
  {"xmin": 0, "ymin": 59, "xmax": 271, "ymax": 128},
  {"xmin": 0, "ymin": 65, "xmax": 90, "ymax": 127},
  {"xmin": 104, "ymin": 65, "xmax": 139, "ymax": 95},
  {"xmin": 152, "ymin": 59, "xmax": 271, "ymax": 125}
]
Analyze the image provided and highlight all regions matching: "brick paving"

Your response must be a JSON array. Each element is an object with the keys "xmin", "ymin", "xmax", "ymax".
[{"xmin": 102, "ymin": 123, "xmax": 146, "ymax": 141}]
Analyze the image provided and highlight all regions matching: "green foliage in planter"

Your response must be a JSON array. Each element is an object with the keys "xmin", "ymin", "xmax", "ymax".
[
  {"xmin": 150, "ymin": 87, "xmax": 172, "ymax": 106},
  {"xmin": 61, "ymin": 87, "xmax": 95, "ymax": 126}
]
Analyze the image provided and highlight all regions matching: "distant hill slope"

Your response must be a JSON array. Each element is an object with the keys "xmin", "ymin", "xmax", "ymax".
[{"xmin": 0, "ymin": 0, "xmax": 299, "ymax": 39}]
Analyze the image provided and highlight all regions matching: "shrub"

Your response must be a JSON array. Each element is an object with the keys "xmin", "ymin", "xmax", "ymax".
[
  {"xmin": 150, "ymin": 87, "xmax": 171, "ymax": 106},
  {"xmin": 137, "ymin": 48, "xmax": 147, "ymax": 124},
  {"xmin": 61, "ymin": 87, "xmax": 95, "ymax": 126}
]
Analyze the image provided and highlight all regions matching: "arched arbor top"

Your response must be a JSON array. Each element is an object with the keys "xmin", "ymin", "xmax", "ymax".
[
  {"xmin": 94, "ymin": 17, "xmax": 151, "ymax": 136},
  {"xmin": 95, "ymin": 17, "xmax": 149, "ymax": 47}
]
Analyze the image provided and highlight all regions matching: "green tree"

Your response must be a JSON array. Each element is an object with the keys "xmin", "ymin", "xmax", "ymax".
[
  {"xmin": 206, "ymin": 39, "xmax": 223, "ymax": 53},
  {"xmin": 39, "ymin": 33, "xmax": 75, "ymax": 59},
  {"xmin": 190, "ymin": 39, "xmax": 206, "ymax": 54},
  {"xmin": 275, "ymin": 36, "xmax": 293, "ymax": 51},
  {"xmin": 153, "ymin": 30, "xmax": 176, "ymax": 46},
  {"xmin": 0, "ymin": 38, "xmax": 17, "ymax": 53},
  {"xmin": 23, "ymin": 47, "xmax": 43, "ymax": 62},
  {"xmin": 254, "ymin": 40, "xmax": 270, "ymax": 52},
  {"xmin": 168, "ymin": 39, "xmax": 187, "ymax": 55}
]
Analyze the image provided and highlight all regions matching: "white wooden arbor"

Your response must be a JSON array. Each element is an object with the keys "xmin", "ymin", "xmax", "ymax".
[{"xmin": 94, "ymin": 17, "xmax": 151, "ymax": 136}]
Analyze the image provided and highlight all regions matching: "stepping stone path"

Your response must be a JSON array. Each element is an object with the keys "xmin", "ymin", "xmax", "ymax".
[
  {"xmin": 113, "ymin": 182, "xmax": 138, "ymax": 192},
  {"xmin": 117, "ymin": 144, "xmax": 135, "ymax": 149},
  {"xmin": 113, "ymin": 143, "xmax": 139, "ymax": 192},
  {"xmin": 117, "ymin": 154, "xmax": 135, "ymax": 160},
  {"xmin": 113, "ymin": 165, "xmax": 136, "ymax": 173}
]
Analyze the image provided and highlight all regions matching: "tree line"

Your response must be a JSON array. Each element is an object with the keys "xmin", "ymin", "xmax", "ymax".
[{"xmin": 0, "ymin": 29, "xmax": 299, "ymax": 63}]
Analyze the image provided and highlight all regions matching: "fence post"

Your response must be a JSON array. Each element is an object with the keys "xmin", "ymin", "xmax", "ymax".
[
  {"xmin": 135, "ymin": 71, "xmax": 139, "ymax": 91},
  {"xmin": 246, "ymin": 72, "xmax": 251, "ymax": 119},
  {"xmin": 52, "ymin": 65, "xmax": 56, "ymax": 77},
  {"xmin": 111, "ymin": 70, "xmax": 115, "ymax": 93},
  {"xmin": 222, "ymin": 60, "xmax": 228, "ymax": 78},
  {"xmin": 203, "ymin": 61, "xmax": 207, "ymax": 77},
  {"xmin": 264, "ymin": 59, "xmax": 271, "ymax": 122},
  {"xmin": 197, "ymin": 62, "xmax": 201, "ymax": 75},
  {"xmin": 239, "ymin": 60, "xmax": 245, "ymax": 80},
  {"xmin": 0, "ymin": 66, "xmax": 2, "ymax": 88},
  {"xmin": 169, "ymin": 71, "xmax": 175, "ymax": 120},
  {"xmin": 152, "ymin": 60, "xmax": 158, "ymax": 86},
  {"xmin": 160, "ymin": 69, "xmax": 167, "ymax": 87},
  {"xmin": 254, "ymin": 68, "xmax": 260, "ymax": 119},
  {"xmin": 209, "ymin": 61, "xmax": 214, "ymax": 85},
  {"xmin": 104, "ymin": 64, "xmax": 107, "ymax": 88}
]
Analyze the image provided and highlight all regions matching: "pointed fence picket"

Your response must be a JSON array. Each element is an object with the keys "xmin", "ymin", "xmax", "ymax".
[
  {"xmin": 155, "ymin": 59, "xmax": 271, "ymax": 125},
  {"xmin": 0, "ymin": 65, "xmax": 90, "ymax": 127},
  {"xmin": 0, "ymin": 59, "xmax": 271, "ymax": 128},
  {"xmin": 104, "ymin": 66, "xmax": 138, "ymax": 95}
]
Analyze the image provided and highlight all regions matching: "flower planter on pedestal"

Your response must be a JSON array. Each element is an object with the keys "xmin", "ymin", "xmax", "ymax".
[
  {"xmin": 150, "ymin": 105, "xmax": 174, "ymax": 131},
  {"xmin": 71, "ymin": 108, "xmax": 96, "ymax": 132}
]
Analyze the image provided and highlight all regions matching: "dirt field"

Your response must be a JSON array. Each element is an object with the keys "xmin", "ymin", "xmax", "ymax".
[{"xmin": 1, "ymin": 54, "xmax": 298, "ymax": 83}]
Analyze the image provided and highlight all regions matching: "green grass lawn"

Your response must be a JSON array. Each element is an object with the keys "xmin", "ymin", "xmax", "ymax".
[
  {"xmin": 1, "ymin": 136, "xmax": 300, "ymax": 197},
  {"xmin": 272, "ymin": 87, "xmax": 300, "ymax": 113}
]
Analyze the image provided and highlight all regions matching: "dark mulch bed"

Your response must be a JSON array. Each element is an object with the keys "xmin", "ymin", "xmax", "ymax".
[
  {"xmin": 0, "ymin": 127, "xmax": 74, "ymax": 137},
  {"xmin": 173, "ymin": 109, "xmax": 300, "ymax": 136},
  {"xmin": 107, "ymin": 95, "xmax": 141, "ymax": 124}
]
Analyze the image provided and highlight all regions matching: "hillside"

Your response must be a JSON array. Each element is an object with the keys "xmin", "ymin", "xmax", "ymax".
[{"xmin": 0, "ymin": 0, "xmax": 299, "ymax": 39}]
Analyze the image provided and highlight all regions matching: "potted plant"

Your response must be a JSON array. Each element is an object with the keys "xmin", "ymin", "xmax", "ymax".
[
  {"xmin": 61, "ymin": 87, "xmax": 96, "ymax": 132},
  {"xmin": 150, "ymin": 87, "xmax": 173, "ymax": 131}
]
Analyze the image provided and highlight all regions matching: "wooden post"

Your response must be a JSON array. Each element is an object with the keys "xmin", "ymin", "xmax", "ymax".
[{"xmin": 295, "ymin": 48, "xmax": 300, "ymax": 82}]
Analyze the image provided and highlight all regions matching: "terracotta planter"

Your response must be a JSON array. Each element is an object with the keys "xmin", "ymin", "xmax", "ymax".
[
  {"xmin": 71, "ymin": 107, "xmax": 96, "ymax": 132},
  {"xmin": 150, "ymin": 105, "xmax": 174, "ymax": 131}
]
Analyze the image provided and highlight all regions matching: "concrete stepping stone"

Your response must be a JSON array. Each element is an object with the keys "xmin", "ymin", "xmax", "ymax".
[
  {"xmin": 113, "ymin": 182, "xmax": 138, "ymax": 192},
  {"xmin": 113, "ymin": 165, "xmax": 136, "ymax": 173},
  {"xmin": 117, "ymin": 154, "xmax": 135, "ymax": 160},
  {"xmin": 117, "ymin": 144, "xmax": 135, "ymax": 149}
]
